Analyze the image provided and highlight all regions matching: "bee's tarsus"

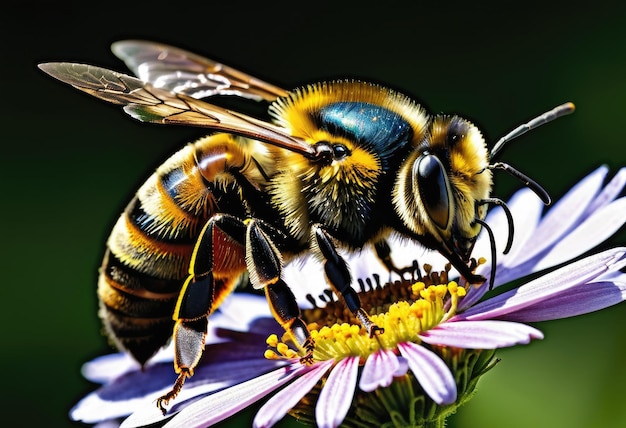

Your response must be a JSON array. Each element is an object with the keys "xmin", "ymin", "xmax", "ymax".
[
  {"xmin": 466, "ymin": 273, "xmax": 487, "ymax": 285},
  {"xmin": 156, "ymin": 370, "xmax": 189, "ymax": 415},
  {"xmin": 300, "ymin": 352, "xmax": 315, "ymax": 365},
  {"xmin": 369, "ymin": 325, "xmax": 385, "ymax": 338},
  {"xmin": 354, "ymin": 308, "xmax": 383, "ymax": 338}
]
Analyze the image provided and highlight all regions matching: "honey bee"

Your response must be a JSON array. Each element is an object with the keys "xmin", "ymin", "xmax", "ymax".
[{"xmin": 38, "ymin": 40, "xmax": 574, "ymax": 413}]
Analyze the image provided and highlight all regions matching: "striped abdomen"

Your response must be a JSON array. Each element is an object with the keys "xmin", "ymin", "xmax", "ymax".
[{"xmin": 98, "ymin": 135, "xmax": 259, "ymax": 364}]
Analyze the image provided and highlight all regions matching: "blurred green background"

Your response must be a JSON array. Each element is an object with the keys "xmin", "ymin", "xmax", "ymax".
[{"xmin": 3, "ymin": 1, "xmax": 625, "ymax": 427}]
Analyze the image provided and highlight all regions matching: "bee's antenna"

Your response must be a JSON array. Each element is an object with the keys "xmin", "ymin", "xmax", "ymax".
[
  {"xmin": 483, "ymin": 102, "xmax": 574, "ymax": 206},
  {"xmin": 488, "ymin": 162, "xmax": 552, "ymax": 205},
  {"xmin": 490, "ymin": 102, "xmax": 575, "ymax": 159}
]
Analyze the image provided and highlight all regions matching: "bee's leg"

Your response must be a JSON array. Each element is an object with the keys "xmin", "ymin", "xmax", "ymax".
[
  {"xmin": 156, "ymin": 318, "xmax": 207, "ymax": 414},
  {"xmin": 374, "ymin": 239, "xmax": 421, "ymax": 280},
  {"xmin": 313, "ymin": 225, "xmax": 384, "ymax": 337},
  {"xmin": 265, "ymin": 278, "xmax": 315, "ymax": 363},
  {"xmin": 245, "ymin": 219, "xmax": 315, "ymax": 363},
  {"xmin": 157, "ymin": 214, "xmax": 247, "ymax": 414}
]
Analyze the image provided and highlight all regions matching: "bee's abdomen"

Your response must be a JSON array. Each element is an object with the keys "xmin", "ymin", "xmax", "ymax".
[
  {"xmin": 98, "ymin": 141, "xmax": 230, "ymax": 364},
  {"xmin": 98, "ymin": 249, "xmax": 182, "ymax": 364}
]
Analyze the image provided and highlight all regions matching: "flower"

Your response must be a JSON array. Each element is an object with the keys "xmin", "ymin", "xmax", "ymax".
[{"xmin": 70, "ymin": 166, "xmax": 626, "ymax": 428}]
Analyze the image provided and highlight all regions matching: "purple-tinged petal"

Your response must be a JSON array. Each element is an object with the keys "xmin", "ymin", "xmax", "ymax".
[
  {"xmin": 583, "ymin": 167, "xmax": 626, "ymax": 216},
  {"xmin": 359, "ymin": 348, "xmax": 400, "ymax": 392},
  {"xmin": 534, "ymin": 197, "xmax": 626, "ymax": 271},
  {"xmin": 397, "ymin": 342, "xmax": 457, "ymax": 405},
  {"xmin": 121, "ymin": 363, "xmax": 308, "ymax": 428},
  {"xmin": 457, "ymin": 248, "xmax": 626, "ymax": 321},
  {"xmin": 458, "ymin": 282, "xmax": 489, "ymax": 312},
  {"xmin": 316, "ymin": 356, "xmax": 360, "ymax": 428},
  {"xmin": 394, "ymin": 356, "xmax": 409, "ymax": 377},
  {"xmin": 80, "ymin": 342, "xmax": 175, "ymax": 386},
  {"xmin": 254, "ymin": 360, "xmax": 334, "ymax": 428},
  {"xmin": 70, "ymin": 383, "xmax": 154, "ymax": 424},
  {"xmin": 71, "ymin": 361, "xmax": 180, "ymax": 424},
  {"xmin": 499, "ymin": 275, "xmax": 626, "ymax": 322},
  {"xmin": 76, "ymin": 354, "xmax": 287, "ymax": 425},
  {"xmin": 510, "ymin": 166, "xmax": 608, "ymax": 267},
  {"xmin": 80, "ymin": 352, "xmax": 144, "ymax": 385},
  {"xmin": 419, "ymin": 320, "xmax": 543, "ymax": 349},
  {"xmin": 94, "ymin": 421, "xmax": 124, "ymax": 428}
]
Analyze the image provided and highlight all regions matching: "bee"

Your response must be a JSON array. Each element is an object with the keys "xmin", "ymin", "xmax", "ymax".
[{"xmin": 38, "ymin": 40, "xmax": 574, "ymax": 413}]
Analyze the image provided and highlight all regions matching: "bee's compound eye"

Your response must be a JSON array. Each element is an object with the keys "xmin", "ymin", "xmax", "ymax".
[
  {"xmin": 415, "ymin": 154, "xmax": 451, "ymax": 230},
  {"xmin": 332, "ymin": 143, "xmax": 350, "ymax": 159}
]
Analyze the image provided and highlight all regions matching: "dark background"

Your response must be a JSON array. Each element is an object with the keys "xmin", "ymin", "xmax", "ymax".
[{"xmin": 3, "ymin": 1, "xmax": 625, "ymax": 427}]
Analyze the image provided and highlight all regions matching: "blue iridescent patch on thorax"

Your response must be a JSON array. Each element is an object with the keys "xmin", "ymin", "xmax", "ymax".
[{"xmin": 318, "ymin": 102, "xmax": 413, "ymax": 162}]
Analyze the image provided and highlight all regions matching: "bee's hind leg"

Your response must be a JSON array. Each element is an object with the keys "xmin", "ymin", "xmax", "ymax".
[
  {"xmin": 157, "ymin": 214, "xmax": 247, "ymax": 414},
  {"xmin": 156, "ymin": 318, "xmax": 207, "ymax": 414}
]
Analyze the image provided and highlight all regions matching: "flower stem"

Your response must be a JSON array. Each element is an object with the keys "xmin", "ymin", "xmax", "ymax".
[{"xmin": 423, "ymin": 418, "xmax": 447, "ymax": 428}]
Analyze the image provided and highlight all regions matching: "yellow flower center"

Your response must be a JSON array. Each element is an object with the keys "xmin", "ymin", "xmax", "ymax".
[{"xmin": 265, "ymin": 267, "xmax": 468, "ymax": 363}]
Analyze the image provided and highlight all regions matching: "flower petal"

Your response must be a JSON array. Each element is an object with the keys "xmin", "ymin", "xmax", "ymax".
[
  {"xmin": 533, "ymin": 197, "xmax": 626, "ymax": 271},
  {"xmin": 359, "ymin": 348, "xmax": 400, "ymax": 392},
  {"xmin": 253, "ymin": 360, "xmax": 334, "ymax": 428},
  {"xmin": 458, "ymin": 247, "xmax": 626, "ymax": 321},
  {"xmin": 419, "ymin": 320, "xmax": 543, "ymax": 349},
  {"xmin": 397, "ymin": 342, "xmax": 457, "ymax": 405},
  {"xmin": 394, "ymin": 356, "xmax": 409, "ymax": 377},
  {"xmin": 71, "ymin": 362, "xmax": 179, "ymax": 424},
  {"xmin": 121, "ymin": 363, "xmax": 307, "ymax": 428},
  {"xmin": 507, "ymin": 166, "xmax": 608, "ymax": 267},
  {"xmin": 80, "ymin": 352, "xmax": 144, "ymax": 385},
  {"xmin": 316, "ymin": 356, "xmax": 360, "ymax": 428},
  {"xmin": 498, "ymin": 275, "xmax": 626, "ymax": 322},
  {"xmin": 583, "ymin": 167, "xmax": 626, "ymax": 216}
]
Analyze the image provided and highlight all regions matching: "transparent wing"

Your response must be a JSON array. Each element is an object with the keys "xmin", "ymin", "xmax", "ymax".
[
  {"xmin": 111, "ymin": 40, "xmax": 289, "ymax": 102},
  {"xmin": 38, "ymin": 62, "xmax": 314, "ymax": 157}
]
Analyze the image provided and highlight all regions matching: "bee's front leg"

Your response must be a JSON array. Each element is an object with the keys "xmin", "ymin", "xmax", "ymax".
[
  {"xmin": 374, "ymin": 239, "xmax": 421, "ymax": 280},
  {"xmin": 245, "ymin": 220, "xmax": 315, "ymax": 363},
  {"xmin": 313, "ymin": 225, "xmax": 384, "ymax": 338}
]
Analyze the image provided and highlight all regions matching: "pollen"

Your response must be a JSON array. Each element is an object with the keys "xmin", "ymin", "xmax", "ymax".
[
  {"xmin": 264, "ymin": 267, "xmax": 469, "ymax": 364},
  {"xmin": 264, "ymin": 335, "xmax": 300, "ymax": 360}
]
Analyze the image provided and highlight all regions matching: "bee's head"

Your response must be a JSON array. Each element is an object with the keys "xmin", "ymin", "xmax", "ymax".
[
  {"xmin": 393, "ymin": 116, "xmax": 492, "ymax": 263},
  {"xmin": 268, "ymin": 81, "xmax": 428, "ymax": 244},
  {"xmin": 394, "ymin": 102, "xmax": 574, "ymax": 285}
]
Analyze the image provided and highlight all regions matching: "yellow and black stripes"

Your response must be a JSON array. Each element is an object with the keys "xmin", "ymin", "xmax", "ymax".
[
  {"xmin": 98, "ymin": 250, "xmax": 181, "ymax": 364},
  {"xmin": 98, "ymin": 135, "xmax": 258, "ymax": 365}
]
